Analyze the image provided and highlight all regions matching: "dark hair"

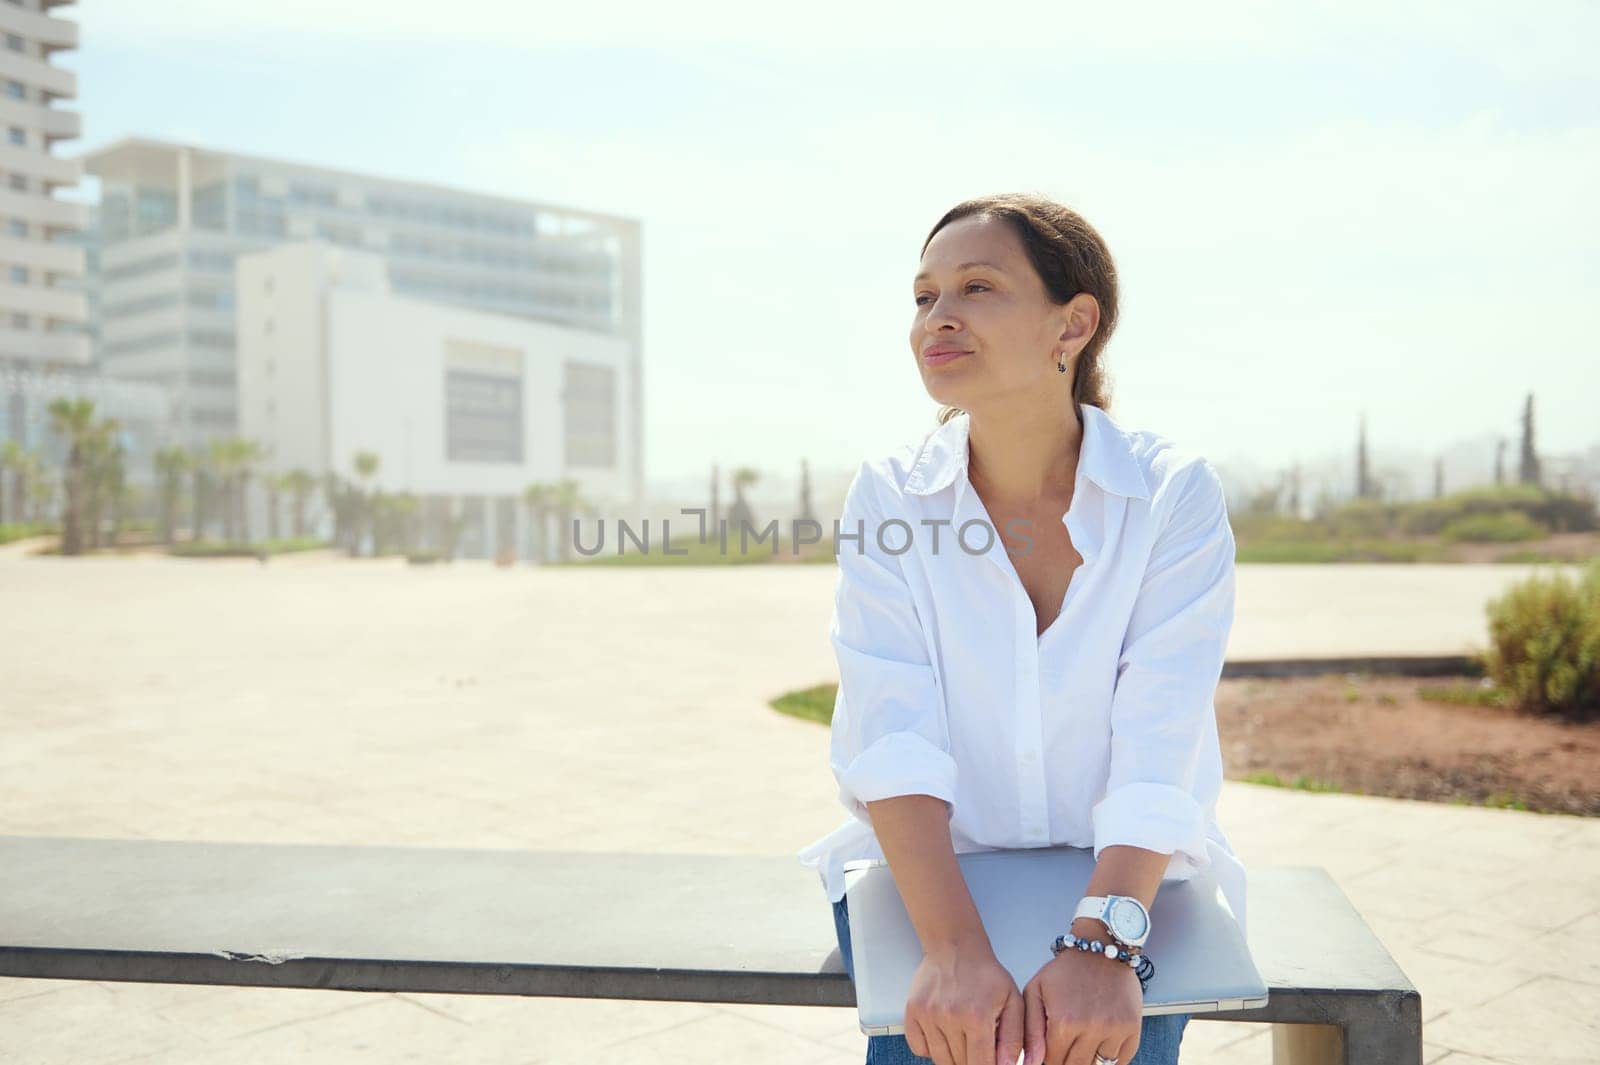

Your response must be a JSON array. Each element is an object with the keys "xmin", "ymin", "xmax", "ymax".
[{"xmin": 922, "ymin": 193, "xmax": 1119, "ymax": 427}]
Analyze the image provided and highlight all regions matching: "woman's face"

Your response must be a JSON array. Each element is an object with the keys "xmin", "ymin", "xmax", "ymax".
[{"xmin": 909, "ymin": 213, "xmax": 1095, "ymax": 413}]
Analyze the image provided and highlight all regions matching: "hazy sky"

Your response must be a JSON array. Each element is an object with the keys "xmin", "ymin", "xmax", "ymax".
[{"xmin": 68, "ymin": 1, "xmax": 1599, "ymax": 493}]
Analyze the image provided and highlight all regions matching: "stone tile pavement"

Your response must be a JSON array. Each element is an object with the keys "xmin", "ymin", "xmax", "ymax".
[{"xmin": 0, "ymin": 554, "xmax": 1595, "ymax": 1063}]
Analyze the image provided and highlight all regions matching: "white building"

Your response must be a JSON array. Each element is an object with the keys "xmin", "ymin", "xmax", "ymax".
[
  {"xmin": 236, "ymin": 243, "xmax": 636, "ymax": 559},
  {"xmin": 82, "ymin": 138, "xmax": 643, "ymax": 504},
  {"xmin": 0, "ymin": 0, "xmax": 88, "ymax": 373}
]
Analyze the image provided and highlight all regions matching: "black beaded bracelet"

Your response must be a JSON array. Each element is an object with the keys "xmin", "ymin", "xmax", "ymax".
[{"xmin": 1051, "ymin": 933, "xmax": 1155, "ymax": 992}]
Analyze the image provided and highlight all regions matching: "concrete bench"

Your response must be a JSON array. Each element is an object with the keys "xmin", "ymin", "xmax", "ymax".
[{"xmin": 0, "ymin": 835, "xmax": 1420, "ymax": 1064}]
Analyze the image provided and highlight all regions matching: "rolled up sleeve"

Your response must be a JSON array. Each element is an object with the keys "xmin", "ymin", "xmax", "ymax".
[
  {"xmin": 828, "ymin": 463, "xmax": 957, "ymax": 824},
  {"xmin": 1091, "ymin": 458, "xmax": 1236, "ymax": 870}
]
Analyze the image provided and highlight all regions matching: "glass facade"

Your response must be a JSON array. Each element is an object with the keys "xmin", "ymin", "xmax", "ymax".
[{"xmin": 89, "ymin": 143, "xmax": 636, "ymax": 477}]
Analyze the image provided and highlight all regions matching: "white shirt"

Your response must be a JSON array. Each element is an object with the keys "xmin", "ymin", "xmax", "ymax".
[{"xmin": 796, "ymin": 403, "xmax": 1249, "ymax": 938}]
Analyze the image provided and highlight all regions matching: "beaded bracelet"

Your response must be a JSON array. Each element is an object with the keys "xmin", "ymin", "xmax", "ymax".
[{"xmin": 1050, "ymin": 933, "xmax": 1155, "ymax": 992}]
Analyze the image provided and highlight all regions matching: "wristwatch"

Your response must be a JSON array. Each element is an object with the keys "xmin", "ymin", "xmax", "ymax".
[{"xmin": 1073, "ymin": 894, "xmax": 1151, "ymax": 949}]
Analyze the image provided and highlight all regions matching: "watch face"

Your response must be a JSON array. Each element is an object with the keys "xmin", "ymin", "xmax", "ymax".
[{"xmin": 1110, "ymin": 899, "xmax": 1149, "ymax": 940}]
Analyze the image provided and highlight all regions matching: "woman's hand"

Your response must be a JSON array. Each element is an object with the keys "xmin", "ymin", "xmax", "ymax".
[
  {"xmin": 1022, "ymin": 945, "xmax": 1143, "ymax": 1065},
  {"xmin": 904, "ymin": 937, "xmax": 1026, "ymax": 1065}
]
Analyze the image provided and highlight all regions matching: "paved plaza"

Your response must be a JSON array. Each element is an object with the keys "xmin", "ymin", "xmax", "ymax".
[{"xmin": 1, "ymin": 548, "xmax": 1596, "ymax": 1063}]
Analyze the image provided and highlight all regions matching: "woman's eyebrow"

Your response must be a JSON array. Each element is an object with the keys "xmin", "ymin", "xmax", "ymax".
[{"xmin": 913, "ymin": 260, "xmax": 1009, "ymax": 284}]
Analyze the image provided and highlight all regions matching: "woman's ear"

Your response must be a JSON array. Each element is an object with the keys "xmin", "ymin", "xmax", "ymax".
[{"xmin": 1057, "ymin": 293, "xmax": 1100, "ymax": 351}]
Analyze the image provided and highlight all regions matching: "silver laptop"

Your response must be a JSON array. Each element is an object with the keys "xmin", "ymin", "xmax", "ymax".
[{"xmin": 842, "ymin": 844, "xmax": 1269, "ymax": 1036}]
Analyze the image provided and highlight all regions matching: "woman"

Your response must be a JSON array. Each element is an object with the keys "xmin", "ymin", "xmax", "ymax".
[{"xmin": 796, "ymin": 193, "xmax": 1247, "ymax": 1065}]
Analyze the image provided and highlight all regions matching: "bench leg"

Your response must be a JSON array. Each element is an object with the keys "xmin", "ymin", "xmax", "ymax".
[
  {"xmin": 1271, "ymin": 1018, "xmax": 1423, "ymax": 1065},
  {"xmin": 1272, "ymin": 1023, "xmax": 1341, "ymax": 1065}
]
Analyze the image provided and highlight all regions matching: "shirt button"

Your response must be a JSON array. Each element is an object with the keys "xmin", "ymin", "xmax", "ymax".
[{"xmin": 1021, "ymin": 750, "xmax": 1037, "ymax": 765}]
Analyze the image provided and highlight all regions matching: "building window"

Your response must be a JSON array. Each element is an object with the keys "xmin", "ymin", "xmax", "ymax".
[
  {"xmin": 4, "ymin": 81, "xmax": 22, "ymax": 100},
  {"xmin": 188, "ymin": 329, "xmax": 236, "ymax": 349},
  {"xmin": 7, "ymin": 174, "xmax": 25, "ymax": 192},
  {"xmin": 444, "ymin": 340, "xmax": 524, "ymax": 464},
  {"xmin": 189, "ymin": 370, "xmax": 237, "ymax": 389},
  {"xmin": 563, "ymin": 361, "xmax": 617, "ymax": 469},
  {"xmin": 104, "ymin": 291, "xmax": 178, "ymax": 318},
  {"xmin": 10, "ymin": 312, "xmax": 27, "ymax": 328},
  {"xmin": 6, "ymin": 127, "xmax": 22, "ymax": 146},
  {"xmin": 6, "ymin": 219, "xmax": 24, "ymax": 237},
  {"xmin": 8, "ymin": 265, "xmax": 25, "ymax": 284},
  {"xmin": 3, "ymin": 34, "xmax": 21, "ymax": 53},
  {"xmin": 101, "ymin": 331, "xmax": 178, "ymax": 357},
  {"xmin": 186, "ymin": 250, "xmax": 232, "ymax": 273},
  {"xmin": 186, "ymin": 287, "xmax": 234, "ymax": 311}
]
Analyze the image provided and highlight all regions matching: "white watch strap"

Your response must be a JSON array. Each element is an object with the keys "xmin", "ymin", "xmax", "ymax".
[
  {"xmin": 1073, "ymin": 896, "xmax": 1111, "ymax": 924},
  {"xmin": 1074, "ymin": 895, "xmax": 1150, "ymax": 947}
]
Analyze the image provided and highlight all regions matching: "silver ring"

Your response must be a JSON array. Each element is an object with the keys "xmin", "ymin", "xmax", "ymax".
[{"xmin": 1094, "ymin": 1055, "xmax": 1119, "ymax": 1065}]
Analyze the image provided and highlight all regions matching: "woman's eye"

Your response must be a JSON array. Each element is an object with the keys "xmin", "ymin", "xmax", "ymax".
[{"xmin": 914, "ymin": 283, "xmax": 987, "ymax": 306}]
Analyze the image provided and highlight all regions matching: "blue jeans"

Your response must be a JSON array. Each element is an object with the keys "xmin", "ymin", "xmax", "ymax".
[{"xmin": 832, "ymin": 895, "xmax": 1189, "ymax": 1065}]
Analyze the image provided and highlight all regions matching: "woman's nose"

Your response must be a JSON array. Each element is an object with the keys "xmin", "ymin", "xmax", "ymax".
[{"xmin": 923, "ymin": 292, "xmax": 963, "ymax": 331}]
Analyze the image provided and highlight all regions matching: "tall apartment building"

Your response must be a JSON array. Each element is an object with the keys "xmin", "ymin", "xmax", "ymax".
[
  {"xmin": 83, "ymin": 138, "xmax": 644, "ymax": 504},
  {"xmin": 0, "ymin": 0, "xmax": 88, "ymax": 375}
]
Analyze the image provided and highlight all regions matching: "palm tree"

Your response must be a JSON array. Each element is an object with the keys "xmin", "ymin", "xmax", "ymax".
[
  {"xmin": 207, "ymin": 438, "xmax": 237, "ymax": 543},
  {"xmin": 322, "ymin": 472, "xmax": 351, "ymax": 552},
  {"xmin": 0, "ymin": 441, "xmax": 45, "ymax": 527},
  {"xmin": 0, "ymin": 439, "xmax": 22, "ymax": 525},
  {"xmin": 550, "ymin": 479, "xmax": 591, "ymax": 563},
  {"xmin": 351, "ymin": 450, "xmax": 380, "ymax": 556},
  {"xmin": 522, "ymin": 482, "xmax": 554, "ymax": 562},
  {"xmin": 25, "ymin": 464, "xmax": 51, "ymax": 523},
  {"xmin": 232, "ymin": 438, "xmax": 266, "ymax": 544},
  {"xmin": 282, "ymin": 469, "xmax": 317, "ymax": 539},
  {"xmin": 153, "ymin": 447, "xmax": 191, "ymax": 545},
  {"xmin": 189, "ymin": 446, "xmax": 215, "ymax": 544},
  {"xmin": 263, "ymin": 471, "xmax": 285, "ymax": 541},
  {"xmin": 727, "ymin": 466, "xmax": 761, "ymax": 546},
  {"xmin": 46, "ymin": 397, "xmax": 96, "ymax": 555},
  {"xmin": 370, "ymin": 489, "xmax": 393, "ymax": 555},
  {"xmin": 82, "ymin": 419, "xmax": 126, "ymax": 549},
  {"xmin": 388, "ymin": 492, "xmax": 420, "ymax": 553}
]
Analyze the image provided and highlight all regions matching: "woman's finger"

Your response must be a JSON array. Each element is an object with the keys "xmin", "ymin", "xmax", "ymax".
[
  {"xmin": 996, "ymin": 986, "xmax": 1025, "ymax": 1065},
  {"xmin": 905, "ymin": 1015, "xmax": 930, "ymax": 1060},
  {"xmin": 1044, "ymin": 1012, "xmax": 1077, "ymax": 1065},
  {"xmin": 1022, "ymin": 981, "xmax": 1046, "ymax": 1065},
  {"xmin": 928, "ymin": 1022, "xmax": 961, "ymax": 1065},
  {"xmin": 1092, "ymin": 1036, "xmax": 1125, "ymax": 1065},
  {"xmin": 967, "ymin": 1016, "xmax": 996, "ymax": 1065}
]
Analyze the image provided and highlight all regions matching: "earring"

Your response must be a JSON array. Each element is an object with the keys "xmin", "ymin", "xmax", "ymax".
[{"xmin": 1057, "ymin": 354, "xmax": 1068, "ymax": 374}]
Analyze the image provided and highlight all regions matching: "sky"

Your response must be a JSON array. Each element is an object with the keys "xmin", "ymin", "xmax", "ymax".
[{"xmin": 63, "ymin": 1, "xmax": 1600, "ymax": 501}]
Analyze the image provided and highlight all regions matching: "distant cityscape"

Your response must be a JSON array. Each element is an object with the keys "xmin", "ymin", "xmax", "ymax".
[
  {"xmin": 0, "ymin": 3, "xmax": 646, "ymax": 559},
  {"xmin": 0, "ymin": 2, "xmax": 1594, "ymax": 559}
]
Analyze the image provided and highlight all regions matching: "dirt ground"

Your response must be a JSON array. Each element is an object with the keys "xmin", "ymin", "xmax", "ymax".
[
  {"xmin": 1442, "ymin": 529, "xmax": 1600, "ymax": 563},
  {"xmin": 1216, "ymin": 673, "xmax": 1600, "ymax": 815}
]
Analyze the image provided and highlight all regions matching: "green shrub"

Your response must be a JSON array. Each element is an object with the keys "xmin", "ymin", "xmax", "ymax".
[
  {"xmin": 1418, "ymin": 680, "xmax": 1512, "ymax": 708},
  {"xmin": 1321, "ymin": 499, "xmax": 1396, "ymax": 539},
  {"xmin": 0, "ymin": 522, "xmax": 56, "ymax": 545},
  {"xmin": 769, "ymin": 682, "xmax": 838, "ymax": 725},
  {"xmin": 1398, "ymin": 485, "xmax": 1596, "ymax": 536},
  {"xmin": 1484, "ymin": 560, "xmax": 1600, "ymax": 721},
  {"xmin": 170, "ymin": 537, "xmax": 327, "ymax": 558},
  {"xmin": 1234, "ymin": 538, "xmax": 1440, "ymax": 563},
  {"xmin": 1440, "ymin": 511, "xmax": 1547, "ymax": 543}
]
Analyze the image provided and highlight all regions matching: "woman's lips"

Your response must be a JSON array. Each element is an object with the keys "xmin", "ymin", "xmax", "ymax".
[{"xmin": 923, "ymin": 349, "xmax": 971, "ymax": 366}]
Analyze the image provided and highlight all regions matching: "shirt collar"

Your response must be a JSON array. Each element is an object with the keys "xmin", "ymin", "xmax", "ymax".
[{"xmin": 901, "ymin": 403, "xmax": 1151, "ymax": 501}]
